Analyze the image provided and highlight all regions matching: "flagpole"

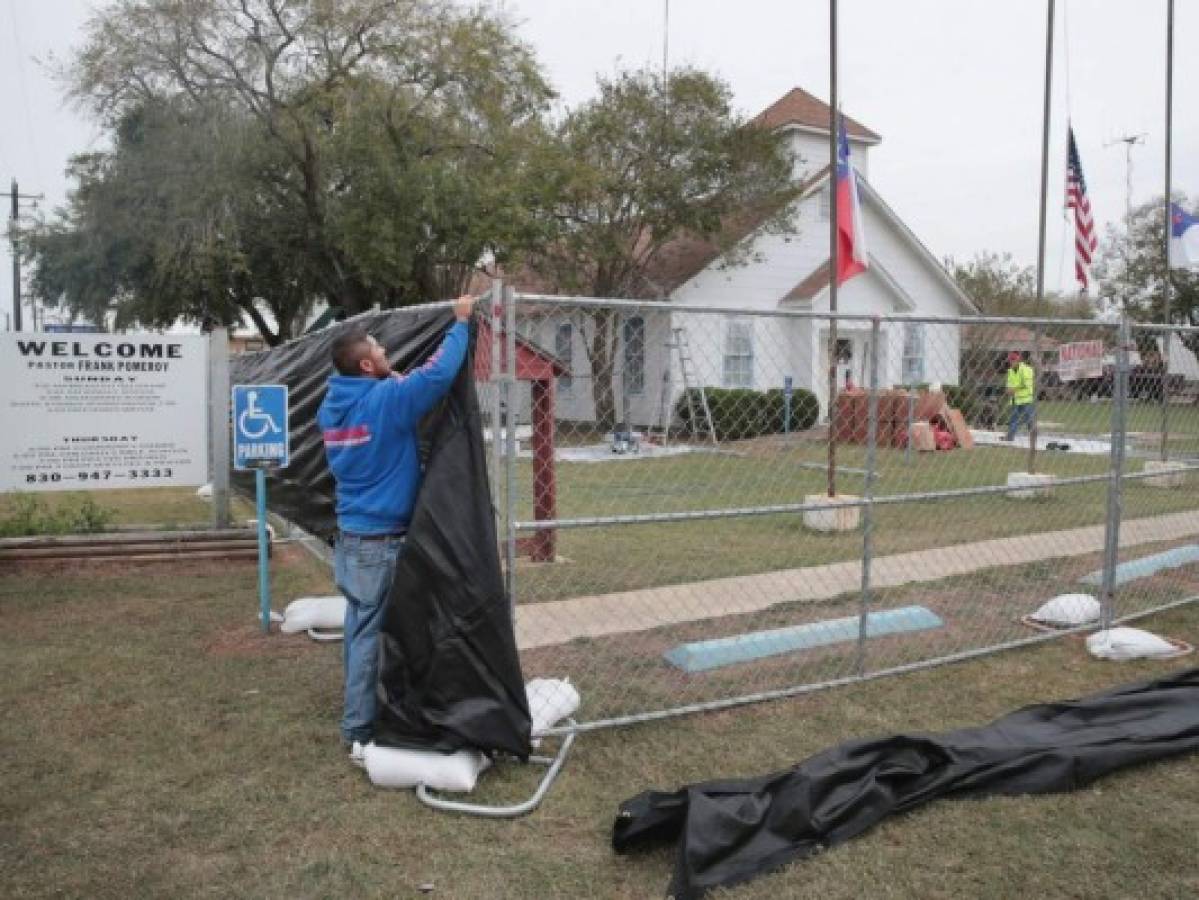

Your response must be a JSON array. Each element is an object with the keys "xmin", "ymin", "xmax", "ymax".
[
  {"xmin": 827, "ymin": 0, "xmax": 839, "ymax": 499},
  {"xmin": 1029, "ymin": 0, "xmax": 1055, "ymax": 476},
  {"xmin": 1159, "ymin": 0, "xmax": 1174, "ymax": 462}
]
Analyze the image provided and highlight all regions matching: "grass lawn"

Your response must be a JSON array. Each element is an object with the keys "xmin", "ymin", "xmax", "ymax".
[
  {"xmin": 1036, "ymin": 398, "xmax": 1199, "ymax": 446},
  {"xmin": 3, "ymin": 544, "xmax": 1198, "ymax": 898},
  {"xmin": 0, "ymin": 487, "xmax": 256, "ymax": 532},
  {"xmin": 513, "ymin": 435, "xmax": 1199, "ymax": 602}
]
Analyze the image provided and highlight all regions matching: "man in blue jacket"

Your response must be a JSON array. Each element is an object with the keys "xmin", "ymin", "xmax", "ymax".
[{"xmin": 318, "ymin": 294, "xmax": 474, "ymax": 761}]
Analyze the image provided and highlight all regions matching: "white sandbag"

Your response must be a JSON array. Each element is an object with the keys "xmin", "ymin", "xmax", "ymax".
[
  {"xmin": 1030, "ymin": 593, "xmax": 1100, "ymax": 627},
  {"xmin": 196, "ymin": 483, "xmax": 213, "ymax": 499},
  {"xmin": 364, "ymin": 744, "xmax": 490, "ymax": 792},
  {"xmin": 1086, "ymin": 627, "xmax": 1182, "ymax": 660},
  {"xmin": 279, "ymin": 595, "xmax": 345, "ymax": 635},
  {"xmin": 526, "ymin": 678, "xmax": 581, "ymax": 735}
]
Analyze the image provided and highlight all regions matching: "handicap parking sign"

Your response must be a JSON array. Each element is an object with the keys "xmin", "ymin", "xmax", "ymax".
[{"xmin": 232, "ymin": 385, "xmax": 289, "ymax": 469}]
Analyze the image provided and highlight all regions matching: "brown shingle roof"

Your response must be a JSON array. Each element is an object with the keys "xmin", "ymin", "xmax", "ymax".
[
  {"xmin": 755, "ymin": 87, "xmax": 880, "ymax": 142},
  {"xmin": 782, "ymin": 260, "xmax": 832, "ymax": 303},
  {"xmin": 636, "ymin": 165, "xmax": 829, "ymax": 296}
]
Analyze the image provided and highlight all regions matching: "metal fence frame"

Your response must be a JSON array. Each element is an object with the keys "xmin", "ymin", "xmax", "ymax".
[{"xmin": 467, "ymin": 293, "xmax": 1199, "ymax": 737}]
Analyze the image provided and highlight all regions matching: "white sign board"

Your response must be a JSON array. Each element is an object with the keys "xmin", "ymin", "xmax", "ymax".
[
  {"xmin": 0, "ymin": 332, "xmax": 210, "ymax": 491},
  {"xmin": 1058, "ymin": 340, "xmax": 1105, "ymax": 382}
]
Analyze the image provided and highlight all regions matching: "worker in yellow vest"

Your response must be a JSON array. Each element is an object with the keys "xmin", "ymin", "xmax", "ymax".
[{"xmin": 1002, "ymin": 350, "xmax": 1036, "ymax": 441}]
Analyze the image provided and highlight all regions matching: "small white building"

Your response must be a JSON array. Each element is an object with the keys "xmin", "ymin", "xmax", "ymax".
[{"xmin": 515, "ymin": 87, "xmax": 977, "ymax": 428}]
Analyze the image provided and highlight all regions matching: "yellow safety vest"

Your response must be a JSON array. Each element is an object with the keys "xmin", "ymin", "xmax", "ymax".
[{"xmin": 1007, "ymin": 362, "xmax": 1035, "ymax": 405}]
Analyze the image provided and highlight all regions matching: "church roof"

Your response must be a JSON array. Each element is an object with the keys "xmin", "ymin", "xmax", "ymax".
[{"xmin": 755, "ymin": 86, "xmax": 881, "ymax": 143}]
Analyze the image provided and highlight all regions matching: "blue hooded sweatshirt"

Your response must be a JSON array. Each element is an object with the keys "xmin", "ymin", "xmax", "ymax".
[{"xmin": 317, "ymin": 322, "xmax": 468, "ymax": 535}]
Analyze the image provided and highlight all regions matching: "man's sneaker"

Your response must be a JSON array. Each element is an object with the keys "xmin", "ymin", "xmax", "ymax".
[{"xmin": 348, "ymin": 741, "xmax": 367, "ymax": 770}]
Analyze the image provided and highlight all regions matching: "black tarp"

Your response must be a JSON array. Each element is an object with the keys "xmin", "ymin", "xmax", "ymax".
[
  {"xmin": 613, "ymin": 667, "xmax": 1199, "ymax": 899},
  {"xmin": 230, "ymin": 309, "xmax": 531, "ymax": 758}
]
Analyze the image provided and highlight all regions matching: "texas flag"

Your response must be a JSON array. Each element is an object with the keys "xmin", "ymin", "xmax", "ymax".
[
  {"xmin": 835, "ymin": 115, "xmax": 869, "ymax": 284},
  {"xmin": 1169, "ymin": 202, "xmax": 1199, "ymax": 269}
]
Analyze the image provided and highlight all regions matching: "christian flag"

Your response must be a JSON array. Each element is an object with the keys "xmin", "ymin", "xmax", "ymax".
[
  {"xmin": 1169, "ymin": 202, "xmax": 1199, "ymax": 269},
  {"xmin": 836, "ymin": 115, "xmax": 868, "ymax": 285}
]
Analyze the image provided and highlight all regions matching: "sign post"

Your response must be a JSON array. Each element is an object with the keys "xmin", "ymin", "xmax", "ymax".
[{"xmin": 232, "ymin": 385, "xmax": 290, "ymax": 633}]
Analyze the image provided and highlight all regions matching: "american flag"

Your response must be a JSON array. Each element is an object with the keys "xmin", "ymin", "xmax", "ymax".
[{"xmin": 1065, "ymin": 127, "xmax": 1098, "ymax": 291}]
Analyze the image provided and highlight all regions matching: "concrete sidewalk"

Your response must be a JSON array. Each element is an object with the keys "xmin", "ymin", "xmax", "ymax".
[{"xmin": 514, "ymin": 510, "xmax": 1199, "ymax": 650}]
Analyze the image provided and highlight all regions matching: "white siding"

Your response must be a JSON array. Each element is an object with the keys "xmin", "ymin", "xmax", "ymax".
[
  {"xmin": 1165, "ymin": 335, "xmax": 1199, "ymax": 380},
  {"xmin": 512, "ymin": 153, "xmax": 971, "ymax": 430},
  {"xmin": 783, "ymin": 129, "xmax": 871, "ymax": 181}
]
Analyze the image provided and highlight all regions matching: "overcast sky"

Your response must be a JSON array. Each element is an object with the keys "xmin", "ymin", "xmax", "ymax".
[{"xmin": 2, "ymin": 0, "xmax": 1196, "ymax": 328}]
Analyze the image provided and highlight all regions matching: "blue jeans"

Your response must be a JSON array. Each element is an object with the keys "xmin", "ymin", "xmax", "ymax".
[
  {"xmin": 1007, "ymin": 402, "xmax": 1036, "ymax": 440},
  {"xmin": 334, "ymin": 533, "xmax": 404, "ymax": 744}
]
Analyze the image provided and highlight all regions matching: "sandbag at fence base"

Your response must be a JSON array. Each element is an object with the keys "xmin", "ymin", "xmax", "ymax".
[
  {"xmin": 279, "ymin": 595, "xmax": 346, "ymax": 634},
  {"xmin": 1087, "ymin": 627, "xmax": 1191, "ymax": 660},
  {"xmin": 364, "ymin": 679, "xmax": 580, "ymax": 792},
  {"xmin": 527, "ymin": 678, "xmax": 580, "ymax": 735},
  {"xmin": 364, "ymin": 745, "xmax": 491, "ymax": 792},
  {"xmin": 1029, "ymin": 593, "xmax": 1099, "ymax": 628}
]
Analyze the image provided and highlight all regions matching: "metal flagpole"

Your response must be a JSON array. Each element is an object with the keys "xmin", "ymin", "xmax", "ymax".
[
  {"xmin": 827, "ymin": 0, "xmax": 839, "ymax": 499},
  {"xmin": 1028, "ymin": 0, "xmax": 1055, "ymax": 476},
  {"xmin": 1159, "ymin": 0, "xmax": 1174, "ymax": 463}
]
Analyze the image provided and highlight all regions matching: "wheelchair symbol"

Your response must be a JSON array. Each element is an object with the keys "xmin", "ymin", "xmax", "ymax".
[{"xmin": 238, "ymin": 390, "xmax": 281, "ymax": 440}]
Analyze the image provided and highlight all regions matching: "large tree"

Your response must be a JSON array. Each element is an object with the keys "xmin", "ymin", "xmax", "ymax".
[
  {"xmin": 531, "ymin": 68, "xmax": 798, "ymax": 429},
  {"xmin": 26, "ymin": 100, "xmax": 321, "ymax": 339},
  {"xmin": 1095, "ymin": 195, "xmax": 1199, "ymax": 355},
  {"xmin": 28, "ymin": 0, "xmax": 552, "ymax": 339},
  {"xmin": 948, "ymin": 251, "xmax": 1095, "ymax": 320}
]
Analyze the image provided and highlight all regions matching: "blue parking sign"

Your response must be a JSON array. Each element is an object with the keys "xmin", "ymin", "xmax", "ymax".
[{"xmin": 232, "ymin": 385, "xmax": 289, "ymax": 469}]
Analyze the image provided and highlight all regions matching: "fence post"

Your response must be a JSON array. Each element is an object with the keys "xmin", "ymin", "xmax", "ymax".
[
  {"xmin": 1099, "ymin": 315, "xmax": 1131, "ymax": 630},
  {"xmin": 490, "ymin": 283, "xmax": 504, "ymax": 536},
  {"xmin": 208, "ymin": 326, "xmax": 232, "ymax": 529},
  {"xmin": 503, "ymin": 286, "xmax": 519, "ymax": 610},
  {"xmin": 1026, "ymin": 322, "xmax": 1043, "ymax": 474},
  {"xmin": 1158, "ymin": 330, "xmax": 1171, "ymax": 462},
  {"xmin": 856, "ymin": 317, "xmax": 881, "ymax": 675}
]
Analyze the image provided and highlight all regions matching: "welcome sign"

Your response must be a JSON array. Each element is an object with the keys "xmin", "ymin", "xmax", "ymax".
[{"xmin": 0, "ymin": 333, "xmax": 210, "ymax": 492}]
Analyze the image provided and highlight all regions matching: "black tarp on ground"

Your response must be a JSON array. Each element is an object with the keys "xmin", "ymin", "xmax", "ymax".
[
  {"xmin": 613, "ymin": 667, "xmax": 1199, "ymax": 899},
  {"xmin": 230, "ymin": 310, "xmax": 531, "ymax": 758}
]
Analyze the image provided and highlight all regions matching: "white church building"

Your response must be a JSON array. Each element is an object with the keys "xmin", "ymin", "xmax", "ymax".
[{"xmin": 515, "ymin": 87, "xmax": 978, "ymax": 428}]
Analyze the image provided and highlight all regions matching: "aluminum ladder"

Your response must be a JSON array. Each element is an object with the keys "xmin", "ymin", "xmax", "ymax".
[{"xmin": 665, "ymin": 327, "xmax": 718, "ymax": 446}]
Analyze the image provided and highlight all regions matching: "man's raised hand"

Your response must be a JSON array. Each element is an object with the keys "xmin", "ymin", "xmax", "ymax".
[{"xmin": 454, "ymin": 294, "xmax": 476, "ymax": 323}]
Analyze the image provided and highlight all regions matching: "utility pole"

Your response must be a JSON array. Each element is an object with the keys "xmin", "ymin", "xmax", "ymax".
[
  {"xmin": 8, "ymin": 179, "xmax": 43, "ymax": 332},
  {"xmin": 1028, "ymin": 0, "xmax": 1055, "ymax": 477},
  {"xmin": 1104, "ymin": 133, "xmax": 1146, "ymax": 221},
  {"xmin": 663, "ymin": 0, "xmax": 669, "ymax": 79}
]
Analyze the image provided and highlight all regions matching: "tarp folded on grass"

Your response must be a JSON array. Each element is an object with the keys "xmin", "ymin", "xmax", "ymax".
[
  {"xmin": 612, "ymin": 667, "xmax": 1199, "ymax": 900},
  {"xmin": 231, "ymin": 310, "xmax": 531, "ymax": 759}
]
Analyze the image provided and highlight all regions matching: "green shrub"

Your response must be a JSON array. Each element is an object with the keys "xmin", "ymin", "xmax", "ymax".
[
  {"xmin": 0, "ymin": 494, "xmax": 114, "ymax": 538},
  {"xmin": 69, "ymin": 497, "xmax": 114, "ymax": 533},
  {"xmin": 675, "ymin": 386, "xmax": 819, "ymax": 440}
]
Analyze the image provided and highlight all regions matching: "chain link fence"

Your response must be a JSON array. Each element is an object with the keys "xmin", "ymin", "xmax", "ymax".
[{"xmin": 462, "ymin": 291, "xmax": 1199, "ymax": 734}]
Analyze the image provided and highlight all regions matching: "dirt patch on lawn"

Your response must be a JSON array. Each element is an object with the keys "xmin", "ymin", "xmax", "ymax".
[{"xmin": 203, "ymin": 624, "xmax": 314, "ymax": 659}]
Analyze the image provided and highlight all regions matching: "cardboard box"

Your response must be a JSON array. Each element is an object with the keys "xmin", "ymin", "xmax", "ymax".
[
  {"xmin": 945, "ymin": 408, "xmax": 974, "ymax": 449},
  {"xmin": 914, "ymin": 390, "xmax": 948, "ymax": 422},
  {"xmin": 909, "ymin": 420, "xmax": 936, "ymax": 452}
]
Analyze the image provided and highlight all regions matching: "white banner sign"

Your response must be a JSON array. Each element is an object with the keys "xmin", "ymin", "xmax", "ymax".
[
  {"xmin": 0, "ymin": 333, "xmax": 210, "ymax": 492},
  {"xmin": 1057, "ymin": 340, "xmax": 1105, "ymax": 382}
]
